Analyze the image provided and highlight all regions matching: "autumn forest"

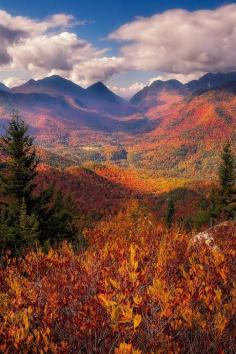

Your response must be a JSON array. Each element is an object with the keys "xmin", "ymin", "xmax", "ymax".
[{"xmin": 0, "ymin": 1, "xmax": 236, "ymax": 352}]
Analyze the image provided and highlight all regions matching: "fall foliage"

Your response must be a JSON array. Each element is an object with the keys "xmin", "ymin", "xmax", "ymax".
[
  {"xmin": 0, "ymin": 203, "xmax": 235, "ymax": 353},
  {"xmin": 0, "ymin": 118, "xmax": 235, "ymax": 353}
]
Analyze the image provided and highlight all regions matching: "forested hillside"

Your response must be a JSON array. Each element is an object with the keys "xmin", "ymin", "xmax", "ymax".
[{"xmin": 0, "ymin": 115, "xmax": 235, "ymax": 353}]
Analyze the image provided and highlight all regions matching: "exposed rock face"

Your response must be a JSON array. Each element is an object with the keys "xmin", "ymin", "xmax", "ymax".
[{"xmin": 194, "ymin": 221, "xmax": 236, "ymax": 249}]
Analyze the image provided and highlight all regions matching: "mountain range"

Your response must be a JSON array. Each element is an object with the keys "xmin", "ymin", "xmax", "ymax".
[{"xmin": 1, "ymin": 72, "xmax": 236, "ymax": 177}]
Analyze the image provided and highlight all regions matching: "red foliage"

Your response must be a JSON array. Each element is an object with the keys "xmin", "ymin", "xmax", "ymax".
[{"xmin": 0, "ymin": 203, "xmax": 235, "ymax": 353}]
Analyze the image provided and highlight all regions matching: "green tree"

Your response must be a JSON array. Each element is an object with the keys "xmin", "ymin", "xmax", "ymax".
[
  {"xmin": 218, "ymin": 141, "xmax": 236, "ymax": 218},
  {"xmin": 18, "ymin": 199, "xmax": 39, "ymax": 248},
  {"xmin": 36, "ymin": 190, "xmax": 81, "ymax": 245},
  {"xmin": 0, "ymin": 113, "xmax": 39, "ymax": 210},
  {"xmin": 0, "ymin": 199, "xmax": 39, "ymax": 255},
  {"xmin": 194, "ymin": 142, "xmax": 236, "ymax": 228},
  {"xmin": 0, "ymin": 114, "xmax": 85, "ymax": 254}
]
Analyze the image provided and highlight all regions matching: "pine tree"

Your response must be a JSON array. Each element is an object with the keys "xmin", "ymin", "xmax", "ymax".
[
  {"xmin": 18, "ymin": 199, "xmax": 39, "ymax": 249},
  {"xmin": 35, "ymin": 190, "xmax": 85, "ymax": 248},
  {"xmin": 0, "ymin": 199, "xmax": 39, "ymax": 255},
  {"xmin": 0, "ymin": 112, "xmax": 39, "ymax": 210},
  {"xmin": 0, "ymin": 114, "xmax": 84, "ymax": 255},
  {"xmin": 218, "ymin": 141, "xmax": 236, "ymax": 218}
]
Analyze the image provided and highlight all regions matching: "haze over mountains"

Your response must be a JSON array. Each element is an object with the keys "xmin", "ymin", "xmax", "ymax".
[{"xmin": 1, "ymin": 71, "xmax": 236, "ymax": 176}]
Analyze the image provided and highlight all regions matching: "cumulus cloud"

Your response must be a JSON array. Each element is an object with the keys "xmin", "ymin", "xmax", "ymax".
[
  {"xmin": 1, "ymin": 5, "xmax": 236, "ymax": 88},
  {"xmin": 9, "ymin": 32, "xmax": 101, "ymax": 72},
  {"xmin": 0, "ymin": 9, "xmax": 126, "ymax": 86},
  {"xmin": 71, "ymin": 57, "xmax": 128, "ymax": 87},
  {"xmin": 109, "ymin": 4, "xmax": 236, "ymax": 76}
]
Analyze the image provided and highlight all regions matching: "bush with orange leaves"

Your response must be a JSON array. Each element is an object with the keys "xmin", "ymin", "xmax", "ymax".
[{"xmin": 0, "ymin": 200, "xmax": 235, "ymax": 353}]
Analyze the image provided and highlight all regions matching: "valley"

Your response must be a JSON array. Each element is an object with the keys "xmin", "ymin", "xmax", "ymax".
[{"xmin": 1, "ymin": 72, "xmax": 236, "ymax": 179}]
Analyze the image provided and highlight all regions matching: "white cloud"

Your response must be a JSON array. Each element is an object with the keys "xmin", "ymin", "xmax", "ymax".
[
  {"xmin": 109, "ymin": 4, "xmax": 236, "ymax": 76},
  {"xmin": 9, "ymin": 32, "xmax": 101, "ymax": 72},
  {"xmin": 109, "ymin": 82, "xmax": 146, "ymax": 98},
  {"xmin": 0, "ymin": 9, "xmax": 125, "ymax": 86},
  {"xmin": 3, "ymin": 76, "xmax": 25, "ymax": 87},
  {"xmin": 0, "ymin": 10, "xmax": 74, "ymax": 38},
  {"xmin": 72, "ymin": 57, "xmax": 128, "ymax": 87},
  {"xmin": 148, "ymin": 73, "xmax": 201, "ymax": 85},
  {"xmin": 1, "ymin": 5, "xmax": 236, "ymax": 88}
]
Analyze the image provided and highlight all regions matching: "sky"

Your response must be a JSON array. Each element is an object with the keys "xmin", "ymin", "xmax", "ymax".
[{"xmin": 0, "ymin": 0, "xmax": 235, "ymax": 97}]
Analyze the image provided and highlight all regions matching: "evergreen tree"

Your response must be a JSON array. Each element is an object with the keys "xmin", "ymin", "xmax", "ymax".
[
  {"xmin": 195, "ymin": 141, "xmax": 236, "ymax": 227},
  {"xmin": 166, "ymin": 198, "xmax": 175, "ymax": 228},
  {"xmin": 36, "ymin": 190, "xmax": 80, "ymax": 244},
  {"xmin": 0, "ymin": 199, "xmax": 39, "ymax": 255},
  {"xmin": 218, "ymin": 141, "xmax": 236, "ymax": 218},
  {"xmin": 18, "ymin": 199, "xmax": 39, "ymax": 248},
  {"xmin": 0, "ymin": 114, "xmax": 84, "ymax": 254},
  {"xmin": 0, "ymin": 113, "xmax": 39, "ymax": 210}
]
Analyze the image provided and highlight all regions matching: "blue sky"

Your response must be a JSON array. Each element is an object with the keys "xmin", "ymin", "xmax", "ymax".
[
  {"xmin": 0, "ymin": 2, "xmax": 229, "ymax": 25},
  {"xmin": 0, "ymin": 0, "xmax": 235, "ymax": 96},
  {"xmin": 0, "ymin": 1, "xmax": 229, "ymax": 44}
]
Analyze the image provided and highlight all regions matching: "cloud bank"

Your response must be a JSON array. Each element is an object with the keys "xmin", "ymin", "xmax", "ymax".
[
  {"xmin": 109, "ymin": 4, "xmax": 236, "ymax": 76},
  {"xmin": 0, "ymin": 10, "xmax": 126, "ymax": 86},
  {"xmin": 1, "ymin": 4, "xmax": 236, "ymax": 92}
]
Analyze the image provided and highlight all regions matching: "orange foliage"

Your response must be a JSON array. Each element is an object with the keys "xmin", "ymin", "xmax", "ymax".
[{"xmin": 0, "ymin": 202, "xmax": 235, "ymax": 353}]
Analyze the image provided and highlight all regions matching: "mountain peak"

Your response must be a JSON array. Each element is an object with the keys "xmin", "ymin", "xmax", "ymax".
[
  {"xmin": 150, "ymin": 79, "xmax": 184, "ymax": 90},
  {"xmin": 87, "ymin": 81, "xmax": 111, "ymax": 94},
  {"xmin": 12, "ymin": 75, "xmax": 85, "ymax": 96},
  {"xmin": 186, "ymin": 71, "xmax": 236, "ymax": 91},
  {"xmin": 130, "ymin": 78, "xmax": 185, "ymax": 106},
  {"xmin": 0, "ymin": 82, "xmax": 10, "ymax": 92},
  {"xmin": 40, "ymin": 75, "xmax": 70, "ymax": 83}
]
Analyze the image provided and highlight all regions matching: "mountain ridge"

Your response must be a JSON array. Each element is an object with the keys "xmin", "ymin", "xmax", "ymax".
[
  {"xmin": 1, "ymin": 72, "xmax": 236, "ymax": 177},
  {"xmin": 12, "ymin": 75, "xmax": 139, "ymax": 118},
  {"xmin": 130, "ymin": 71, "xmax": 236, "ymax": 110}
]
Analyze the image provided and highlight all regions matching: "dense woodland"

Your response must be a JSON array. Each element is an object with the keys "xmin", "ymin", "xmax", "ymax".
[{"xmin": 0, "ymin": 116, "xmax": 235, "ymax": 353}]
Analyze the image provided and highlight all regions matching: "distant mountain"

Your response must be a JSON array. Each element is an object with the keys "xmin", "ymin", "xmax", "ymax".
[
  {"xmin": 0, "ymin": 78, "xmax": 152, "ymax": 146},
  {"xmin": 1, "ymin": 72, "xmax": 236, "ymax": 178},
  {"xmin": 13, "ymin": 75, "xmax": 86, "ymax": 100},
  {"xmin": 186, "ymin": 72, "xmax": 236, "ymax": 92},
  {"xmin": 0, "ymin": 82, "xmax": 10, "ymax": 92},
  {"xmin": 130, "ymin": 79, "xmax": 187, "ymax": 111},
  {"xmin": 218, "ymin": 80, "xmax": 236, "ymax": 94},
  {"xmin": 87, "ymin": 81, "xmax": 117, "ymax": 97},
  {"xmin": 130, "ymin": 72, "xmax": 236, "ymax": 112},
  {"xmin": 85, "ymin": 82, "xmax": 138, "ymax": 117},
  {"xmin": 13, "ymin": 75, "xmax": 139, "ymax": 118}
]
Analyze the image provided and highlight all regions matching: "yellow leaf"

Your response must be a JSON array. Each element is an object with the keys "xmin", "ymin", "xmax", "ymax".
[
  {"xmin": 133, "ymin": 314, "xmax": 142, "ymax": 330},
  {"xmin": 22, "ymin": 311, "xmax": 29, "ymax": 332},
  {"xmin": 133, "ymin": 295, "xmax": 142, "ymax": 305},
  {"xmin": 115, "ymin": 342, "xmax": 142, "ymax": 354},
  {"xmin": 98, "ymin": 294, "xmax": 117, "ymax": 307},
  {"xmin": 215, "ymin": 288, "xmax": 222, "ymax": 302},
  {"xmin": 120, "ymin": 304, "xmax": 133, "ymax": 323},
  {"xmin": 130, "ymin": 245, "xmax": 138, "ymax": 271},
  {"xmin": 110, "ymin": 278, "xmax": 120, "ymax": 289}
]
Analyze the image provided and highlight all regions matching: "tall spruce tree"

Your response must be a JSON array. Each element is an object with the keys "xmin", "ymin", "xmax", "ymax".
[
  {"xmin": 0, "ymin": 114, "xmax": 39, "ymax": 254},
  {"xmin": 218, "ymin": 141, "xmax": 236, "ymax": 218},
  {"xmin": 0, "ymin": 114, "xmax": 84, "ymax": 255},
  {"xmin": 0, "ymin": 113, "xmax": 38, "ymax": 210}
]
